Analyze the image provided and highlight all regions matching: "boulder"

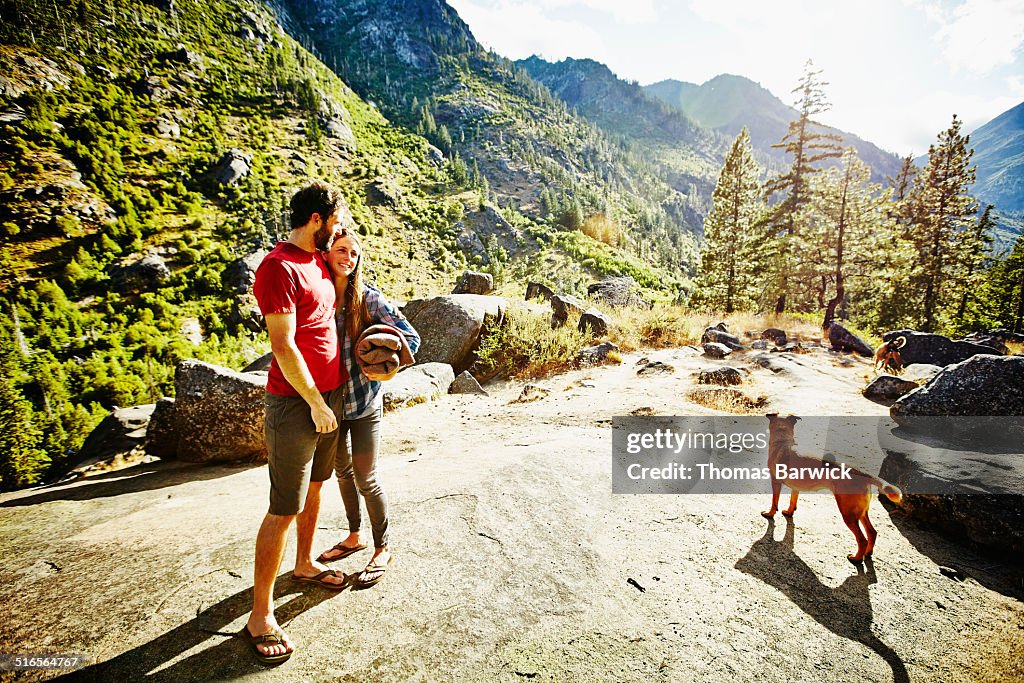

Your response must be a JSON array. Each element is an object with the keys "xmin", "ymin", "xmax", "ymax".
[
  {"xmin": 366, "ymin": 178, "xmax": 404, "ymax": 208},
  {"xmin": 576, "ymin": 342, "xmax": 619, "ymax": 366},
  {"xmin": 701, "ymin": 327, "xmax": 744, "ymax": 350},
  {"xmin": 751, "ymin": 340, "xmax": 769, "ymax": 350},
  {"xmin": 223, "ymin": 250, "xmax": 268, "ymax": 294},
  {"xmin": 401, "ymin": 295, "xmax": 506, "ymax": 374},
  {"xmin": 145, "ymin": 397, "xmax": 179, "ymax": 459},
  {"xmin": 695, "ymin": 367, "xmax": 743, "ymax": 386},
  {"xmin": 108, "ymin": 253, "xmax": 171, "ymax": 293},
  {"xmin": 455, "ymin": 231, "xmax": 487, "ymax": 263},
  {"xmin": 702, "ymin": 342, "xmax": 732, "ymax": 359},
  {"xmin": 587, "ymin": 277, "xmax": 650, "ymax": 308},
  {"xmin": 230, "ymin": 293, "xmax": 264, "ymax": 333},
  {"xmin": 878, "ymin": 437, "xmax": 1024, "ymax": 556},
  {"xmin": 761, "ymin": 328, "xmax": 787, "ymax": 346},
  {"xmin": 827, "ymin": 322, "xmax": 873, "ymax": 357},
  {"xmin": 210, "ymin": 148, "xmax": 251, "ymax": 186},
  {"xmin": 171, "ymin": 360, "xmax": 268, "ymax": 463},
  {"xmin": 62, "ymin": 404, "xmax": 155, "ymax": 475},
  {"xmin": 450, "ymin": 371, "xmax": 488, "ymax": 396},
  {"xmin": 452, "ymin": 271, "xmax": 493, "ymax": 295},
  {"xmin": 382, "ymin": 363, "xmax": 455, "ymax": 411},
  {"xmin": 902, "ymin": 363, "xmax": 943, "ymax": 384},
  {"xmin": 241, "ymin": 352, "xmax": 273, "ymax": 373},
  {"xmin": 882, "ymin": 329, "xmax": 1003, "ymax": 367},
  {"xmin": 550, "ymin": 294, "xmax": 585, "ymax": 329},
  {"xmin": 324, "ymin": 117, "xmax": 354, "ymax": 142},
  {"xmin": 578, "ymin": 308, "xmax": 610, "ymax": 337},
  {"xmin": 525, "ymin": 281, "xmax": 554, "ymax": 303},
  {"xmin": 863, "ymin": 375, "xmax": 919, "ymax": 402},
  {"xmin": 891, "ymin": 355, "xmax": 1024, "ymax": 422}
]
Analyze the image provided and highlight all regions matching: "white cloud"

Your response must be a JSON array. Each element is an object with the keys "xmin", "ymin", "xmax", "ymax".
[{"xmin": 919, "ymin": 0, "xmax": 1024, "ymax": 74}]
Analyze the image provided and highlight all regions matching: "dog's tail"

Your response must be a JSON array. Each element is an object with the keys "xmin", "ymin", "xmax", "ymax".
[{"xmin": 871, "ymin": 476, "xmax": 903, "ymax": 504}]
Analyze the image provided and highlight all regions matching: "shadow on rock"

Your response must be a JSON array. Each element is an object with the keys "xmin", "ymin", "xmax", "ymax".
[
  {"xmin": 0, "ymin": 461, "xmax": 257, "ymax": 508},
  {"xmin": 57, "ymin": 573, "xmax": 342, "ymax": 681},
  {"xmin": 735, "ymin": 518, "xmax": 909, "ymax": 683},
  {"xmin": 882, "ymin": 500, "xmax": 1024, "ymax": 600}
]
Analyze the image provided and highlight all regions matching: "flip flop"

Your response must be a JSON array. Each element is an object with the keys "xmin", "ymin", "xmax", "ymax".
[
  {"xmin": 354, "ymin": 555, "xmax": 393, "ymax": 589},
  {"xmin": 240, "ymin": 625, "xmax": 293, "ymax": 665},
  {"xmin": 317, "ymin": 542, "xmax": 368, "ymax": 563},
  {"xmin": 290, "ymin": 569, "xmax": 347, "ymax": 590}
]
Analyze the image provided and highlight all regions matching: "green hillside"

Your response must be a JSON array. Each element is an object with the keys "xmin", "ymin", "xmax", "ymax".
[{"xmin": 283, "ymin": 0, "xmax": 701, "ymax": 280}]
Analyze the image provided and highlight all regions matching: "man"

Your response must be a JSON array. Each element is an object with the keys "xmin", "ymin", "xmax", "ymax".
[{"xmin": 244, "ymin": 180, "xmax": 349, "ymax": 664}]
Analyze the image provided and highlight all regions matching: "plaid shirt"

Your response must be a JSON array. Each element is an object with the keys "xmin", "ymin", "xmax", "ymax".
[{"xmin": 338, "ymin": 284, "xmax": 421, "ymax": 419}]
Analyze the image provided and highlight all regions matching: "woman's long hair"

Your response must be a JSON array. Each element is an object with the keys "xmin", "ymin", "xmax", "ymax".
[{"xmin": 332, "ymin": 228, "xmax": 371, "ymax": 342}]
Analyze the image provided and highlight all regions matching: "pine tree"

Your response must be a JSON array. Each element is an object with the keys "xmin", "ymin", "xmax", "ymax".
[
  {"xmin": 904, "ymin": 114, "xmax": 979, "ymax": 331},
  {"xmin": 763, "ymin": 60, "xmax": 844, "ymax": 313},
  {"xmin": 806, "ymin": 147, "xmax": 893, "ymax": 328},
  {"xmin": 694, "ymin": 129, "xmax": 767, "ymax": 312}
]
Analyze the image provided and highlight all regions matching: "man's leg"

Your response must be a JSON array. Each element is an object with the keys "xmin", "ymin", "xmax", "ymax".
[
  {"xmin": 294, "ymin": 415, "xmax": 345, "ymax": 586},
  {"xmin": 246, "ymin": 512, "xmax": 295, "ymax": 658}
]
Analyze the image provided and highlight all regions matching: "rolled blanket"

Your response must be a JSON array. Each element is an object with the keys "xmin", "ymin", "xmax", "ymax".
[{"xmin": 355, "ymin": 324, "xmax": 415, "ymax": 381}]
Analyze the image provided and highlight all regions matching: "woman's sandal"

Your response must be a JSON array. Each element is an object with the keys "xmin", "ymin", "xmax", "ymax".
[
  {"xmin": 241, "ymin": 625, "xmax": 293, "ymax": 665},
  {"xmin": 317, "ymin": 542, "xmax": 367, "ymax": 563},
  {"xmin": 354, "ymin": 555, "xmax": 393, "ymax": 588}
]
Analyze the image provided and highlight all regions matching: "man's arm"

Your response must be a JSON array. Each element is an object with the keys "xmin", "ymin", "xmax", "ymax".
[{"xmin": 265, "ymin": 312, "xmax": 338, "ymax": 433}]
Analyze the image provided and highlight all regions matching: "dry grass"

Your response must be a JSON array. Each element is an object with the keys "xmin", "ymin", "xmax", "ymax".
[
  {"xmin": 1007, "ymin": 341, "xmax": 1024, "ymax": 356},
  {"xmin": 686, "ymin": 387, "xmax": 770, "ymax": 415},
  {"xmin": 475, "ymin": 302, "xmax": 591, "ymax": 380}
]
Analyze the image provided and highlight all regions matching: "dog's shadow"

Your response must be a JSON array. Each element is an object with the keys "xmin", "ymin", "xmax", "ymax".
[{"xmin": 735, "ymin": 518, "xmax": 909, "ymax": 683}]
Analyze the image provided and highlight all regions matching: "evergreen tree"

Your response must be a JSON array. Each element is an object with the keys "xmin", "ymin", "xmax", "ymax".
[
  {"xmin": 904, "ymin": 114, "xmax": 980, "ymax": 331},
  {"xmin": 693, "ymin": 129, "xmax": 767, "ymax": 312},
  {"xmin": 806, "ymin": 147, "xmax": 893, "ymax": 328},
  {"xmin": 763, "ymin": 60, "xmax": 844, "ymax": 313},
  {"xmin": 984, "ymin": 231, "xmax": 1024, "ymax": 333}
]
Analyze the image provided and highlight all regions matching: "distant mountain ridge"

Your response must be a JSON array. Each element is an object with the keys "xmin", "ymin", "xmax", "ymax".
[
  {"xmin": 970, "ymin": 101, "xmax": 1024, "ymax": 215},
  {"xmin": 645, "ymin": 74, "xmax": 903, "ymax": 184}
]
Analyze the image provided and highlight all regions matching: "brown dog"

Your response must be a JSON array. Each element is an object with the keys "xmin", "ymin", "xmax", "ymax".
[
  {"xmin": 873, "ymin": 336, "xmax": 906, "ymax": 374},
  {"xmin": 761, "ymin": 414, "xmax": 903, "ymax": 564}
]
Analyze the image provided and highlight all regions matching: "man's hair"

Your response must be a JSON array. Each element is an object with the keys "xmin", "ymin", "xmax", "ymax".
[{"xmin": 289, "ymin": 180, "xmax": 341, "ymax": 229}]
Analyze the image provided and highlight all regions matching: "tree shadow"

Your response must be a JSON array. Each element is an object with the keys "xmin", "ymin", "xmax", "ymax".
[
  {"xmin": 735, "ymin": 518, "xmax": 909, "ymax": 683},
  {"xmin": 57, "ymin": 573, "xmax": 343, "ymax": 681},
  {"xmin": 0, "ymin": 460, "xmax": 259, "ymax": 508}
]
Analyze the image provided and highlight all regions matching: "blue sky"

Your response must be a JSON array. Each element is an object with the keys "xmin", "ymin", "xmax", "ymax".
[{"xmin": 446, "ymin": 0, "xmax": 1024, "ymax": 157}]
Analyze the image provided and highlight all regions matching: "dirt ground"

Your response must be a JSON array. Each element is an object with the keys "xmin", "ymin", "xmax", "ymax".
[{"xmin": 1, "ymin": 345, "xmax": 1021, "ymax": 682}]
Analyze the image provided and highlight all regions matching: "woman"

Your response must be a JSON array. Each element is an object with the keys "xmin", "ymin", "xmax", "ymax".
[{"xmin": 318, "ymin": 222, "xmax": 420, "ymax": 588}]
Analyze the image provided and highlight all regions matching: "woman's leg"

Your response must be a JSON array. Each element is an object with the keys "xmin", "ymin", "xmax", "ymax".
[
  {"xmin": 350, "ymin": 406, "xmax": 389, "ymax": 553},
  {"xmin": 319, "ymin": 421, "xmax": 364, "ymax": 561}
]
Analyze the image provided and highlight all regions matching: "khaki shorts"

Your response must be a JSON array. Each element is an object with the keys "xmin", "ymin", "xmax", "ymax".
[{"xmin": 264, "ymin": 387, "xmax": 344, "ymax": 516}]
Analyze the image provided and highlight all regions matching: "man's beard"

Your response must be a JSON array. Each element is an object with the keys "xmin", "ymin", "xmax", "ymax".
[{"xmin": 313, "ymin": 224, "xmax": 333, "ymax": 250}]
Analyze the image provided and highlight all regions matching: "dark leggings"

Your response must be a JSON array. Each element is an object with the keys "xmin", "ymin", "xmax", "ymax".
[{"xmin": 334, "ymin": 406, "xmax": 389, "ymax": 548}]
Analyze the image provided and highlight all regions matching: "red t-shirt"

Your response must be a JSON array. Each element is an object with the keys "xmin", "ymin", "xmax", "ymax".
[{"xmin": 253, "ymin": 242, "xmax": 347, "ymax": 396}]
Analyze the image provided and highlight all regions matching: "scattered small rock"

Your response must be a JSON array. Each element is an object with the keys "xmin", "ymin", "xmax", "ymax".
[
  {"xmin": 695, "ymin": 367, "xmax": 743, "ymax": 386},
  {"xmin": 452, "ymin": 271, "xmax": 493, "ymax": 295},
  {"xmin": 578, "ymin": 308, "xmax": 610, "ymax": 337},
  {"xmin": 577, "ymin": 341, "xmax": 619, "ymax": 366},
  {"xmin": 513, "ymin": 384, "xmax": 550, "ymax": 403},
  {"xmin": 863, "ymin": 375, "xmax": 919, "ymax": 401},
  {"xmin": 702, "ymin": 343, "xmax": 732, "ymax": 359},
  {"xmin": 637, "ymin": 360, "xmax": 674, "ymax": 376},
  {"xmin": 450, "ymin": 370, "xmax": 488, "ymax": 395},
  {"xmin": 827, "ymin": 322, "xmax": 874, "ymax": 357}
]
